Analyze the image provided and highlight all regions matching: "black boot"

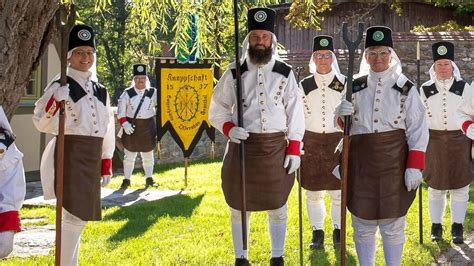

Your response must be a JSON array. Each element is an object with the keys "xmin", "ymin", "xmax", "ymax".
[
  {"xmin": 451, "ymin": 223, "xmax": 464, "ymax": 244},
  {"xmin": 235, "ymin": 258, "xmax": 250, "ymax": 266},
  {"xmin": 333, "ymin": 228, "xmax": 341, "ymax": 247},
  {"xmin": 431, "ymin": 223, "xmax": 442, "ymax": 241},
  {"xmin": 145, "ymin": 177, "xmax": 155, "ymax": 187},
  {"xmin": 120, "ymin": 179, "xmax": 130, "ymax": 189},
  {"xmin": 270, "ymin": 256, "xmax": 284, "ymax": 266},
  {"xmin": 309, "ymin": 229, "xmax": 324, "ymax": 249}
]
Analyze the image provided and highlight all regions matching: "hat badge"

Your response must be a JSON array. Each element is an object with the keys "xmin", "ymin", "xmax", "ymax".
[
  {"xmin": 320, "ymin": 38, "xmax": 329, "ymax": 47},
  {"xmin": 437, "ymin": 45, "xmax": 447, "ymax": 56},
  {"xmin": 78, "ymin": 29, "xmax": 92, "ymax": 41},
  {"xmin": 137, "ymin": 66, "xmax": 145, "ymax": 73},
  {"xmin": 373, "ymin": 31, "xmax": 384, "ymax": 42},
  {"xmin": 254, "ymin": 10, "xmax": 267, "ymax": 23}
]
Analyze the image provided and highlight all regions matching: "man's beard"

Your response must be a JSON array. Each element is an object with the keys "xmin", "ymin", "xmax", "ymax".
[{"xmin": 248, "ymin": 45, "xmax": 273, "ymax": 65}]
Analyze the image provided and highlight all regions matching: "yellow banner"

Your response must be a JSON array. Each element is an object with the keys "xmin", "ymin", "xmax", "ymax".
[{"xmin": 160, "ymin": 68, "xmax": 214, "ymax": 150}]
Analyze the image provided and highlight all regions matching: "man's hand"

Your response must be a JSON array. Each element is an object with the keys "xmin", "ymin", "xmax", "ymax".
[
  {"xmin": 284, "ymin": 155, "xmax": 300, "ymax": 174},
  {"xmin": 122, "ymin": 121, "xmax": 135, "ymax": 135},
  {"xmin": 404, "ymin": 168, "xmax": 422, "ymax": 191},
  {"xmin": 334, "ymin": 99, "xmax": 354, "ymax": 117},
  {"xmin": 228, "ymin": 127, "xmax": 249, "ymax": 144},
  {"xmin": 101, "ymin": 175, "xmax": 111, "ymax": 187}
]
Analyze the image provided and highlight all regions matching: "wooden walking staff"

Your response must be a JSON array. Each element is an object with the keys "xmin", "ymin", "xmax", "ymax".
[
  {"xmin": 416, "ymin": 41, "xmax": 424, "ymax": 244},
  {"xmin": 232, "ymin": 0, "xmax": 248, "ymax": 251},
  {"xmin": 340, "ymin": 22, "xmax": 364, "ymax": 266},
  {"xmin": 54, "ymin": 4, "xmax": 75, "ymax": 266},
  {"xmin": 295, "ymin": 66, "xmax": 304, "ymax": 266}
]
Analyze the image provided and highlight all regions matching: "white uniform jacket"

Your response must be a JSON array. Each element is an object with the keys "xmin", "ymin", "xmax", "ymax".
[
  {"xmin": 421, "ymin": 77, "xmax": 470, "ymax": 130},
  {"xmin": 32, "ymin": 68, "xmax": 115, "ymax": 199},
  {"xmin": 209, "ymin": 58, "xmax": 305, "ymax": 153},
  {"xmin": 117, "ymin": 87, "xmax": 157, "ymax": 123},
  {"xmin": 299, "ymin": 71, "xmax": 346, "ymax": 133},
  {"xmin": 349, "ymin": 69, "xmax": 429, "ymax": 169}
]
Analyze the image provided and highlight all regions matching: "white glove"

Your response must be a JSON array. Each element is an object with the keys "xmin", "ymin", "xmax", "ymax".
[
  {"xmin": 122, "ymin": 121, "xmax": 135, "ymax": 135},
  {"xmin": 334, "ymin": 99, "xmax": 354, "ymax": 117},
  {"xmin": 101, "ymin": 175, "xmax": 111, "ymax": 187},
  {"xmin": 0, "ymin": 143, "xmax": 6, "ymax": 158},
  {"xmin": 284, "ymin": 155, "xmax": 300, "ymax": 174},
  {"xmin": 404, "ymin": 168, "xmax": 422, "ymax": 192},
  {"xmin": 53, "ymin": 84, "xmax": 69, "ymax": 102},
  {"xmin": 228, "ymin": 127, "xmax": 249, "ymax": 144},
  {"xmin": 466, "ymin": 124, "xmax": 474, "ymax": 140}
]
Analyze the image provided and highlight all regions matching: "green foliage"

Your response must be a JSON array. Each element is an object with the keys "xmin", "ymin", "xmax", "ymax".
[
  {"xmin": 5, "ymin": 160, "xmax": 474, "ymax": 264},
  {"xmin": 428, "ymin": 0, "xmax": 474, "ymax": 15},
  {"xmin": 285, "ymin": 0, "xmax": 332, "ymax": 30},
  {"xmin": 412, "ymin": 20, "xmax": 474, "ymax": 32}
]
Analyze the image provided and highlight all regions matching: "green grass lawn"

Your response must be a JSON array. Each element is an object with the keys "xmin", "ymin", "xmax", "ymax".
[{"xmin": 4, "ymin": 159, "xmax": 473, "ymax": 265}]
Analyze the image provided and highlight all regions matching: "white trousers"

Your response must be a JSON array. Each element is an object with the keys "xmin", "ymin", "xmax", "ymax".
[
  {"xmin": 352, "ymin": 215, "xmax": 406, "ymax": 266},
  {"xmin": 0, "ymin": 231, "xmax": 14, "ymax": 258},
  {"xmin": 230, "ymin": 204, "xmax": 288, "ymax": 259},
  {"xmin": 428, "ymin": 185, "xmax": 469, "ymax": 224},
  {"xmin": 306, "ymin": 190, "xmax": 341, "ymax": 230},
  {"xmin": 61, "ymin": 209, "xmax": 87, "ymax": 266},
  {"xmin": 123, "ymin": 148, "xmax": 154, "ymax": 179}
]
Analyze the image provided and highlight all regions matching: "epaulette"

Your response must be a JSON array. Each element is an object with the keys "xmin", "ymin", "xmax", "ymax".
[
  {"xmin": 126, "ymin": 87, "xmax": 137, "ymax": 98},
  {"xmin": 230, "ymin": 60, "xmax": 249, "ymax": 79},
  {"xmin": 328, "ymin": 76, "xmax": 345, "ymax": 92},
  {"xmin": 352, "ymin": 75, "xmax": 368, "ymax": 93},
  {"xmin": 300, "ymin": 75, "xmax": 317, "ymax": 95},
  {"xmin": 392, "ymin": 76, "xmax": 414, "ymax": 96},
  {"xmin": 272, "ymin": 60, "xmax": 292, "ymax": 78},
  {"xmin": 421, "ymin": 83, "xmax": 438, "ymax": 99},
  {"xmin": 449, "ymin": 80, "xmax": 467, "ymax": 96},
  {"xmin": 0, "ymin": 127, "xmax": 15, "ymax": 148}
]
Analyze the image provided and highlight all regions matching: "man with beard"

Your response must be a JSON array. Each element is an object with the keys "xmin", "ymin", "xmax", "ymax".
[
  {"xmin": 0, "ymin": 105, "xmax": 26, "ymax": 258},
  {"xmin": 117, "ymin": 64, "xmax": 158, "ymax": 189},
  {"xmin": 33, "ymin": 24, "xmax": 115, "ymax": 265},
  {"xmin": 336, "ymin": 26, "xmax": 428, "ymax": 265},
  {"xmin": 298, "ymin": 35, "xmax": 345, "ymax": 249},
  {"xmin": 209, "ymin": 7, "xmax": 304, "ymax": 266},
  {"xmin": 421, "ymin": 42, "xmax": 473, "ymax": 244}
]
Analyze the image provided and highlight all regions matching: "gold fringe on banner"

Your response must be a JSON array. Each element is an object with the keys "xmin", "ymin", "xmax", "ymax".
[
  {"xmin": 210, "ymin": 141, "xmax": 215, "ymax": 160},
  {"xmin": 156, "ymin": 142, "xmax": 161, "ymax": 160}
]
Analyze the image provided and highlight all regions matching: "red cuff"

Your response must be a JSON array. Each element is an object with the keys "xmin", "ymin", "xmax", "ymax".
[
  {"xmin": 406, "ymin": 150, "xmax": 425, "ymax": 169},
  {"xmin": 223, "ymin": 122, "xmax": 236, "ymax": 137},
  {"xmin": 45, "ymin": 96, "xmax": 60, "ymax": 115},
  {"xmin": 0, "ymin": 211, "xmax": 21, "ymax": 232},
  {"xmin": 118, "ymin": 117, "xmax": 128, "ymax": 125},
  {"xmin": 101, "ymin": 159, "xmax": 112, "ymax": 176},
  {"xmin": 287, "ymin": 140, "xmax": 301, "ymax": 156},
  {"xmin": 462, "ymin": 121, "xmax": 473, "ymax": 134},
  {"xmin": 337, "ymin": 117, "xmax": 344, "ymax": 129}
]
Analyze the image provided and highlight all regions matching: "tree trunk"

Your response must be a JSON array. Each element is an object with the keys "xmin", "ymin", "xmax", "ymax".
[{"xmin": 0, "ymin": 0, "xmax": 58, "ymax": 119}]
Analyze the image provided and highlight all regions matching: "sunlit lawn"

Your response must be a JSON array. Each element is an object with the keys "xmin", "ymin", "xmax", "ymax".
[{"xmin": 4, "ymin": 158, "xmax": 473, "ymax": 265}]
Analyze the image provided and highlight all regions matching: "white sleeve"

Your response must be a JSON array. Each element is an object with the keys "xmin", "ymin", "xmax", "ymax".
[
  {"xmin": 284, "ymin": 71, "xmax": 305, "ymax": 141},
  {"xmin": 457, "ymin": 82, "xmax": 474, "ymax": 131},
  {"xmin": 116, "ymin": 91, "xmax": 128, "ymax": 120},
  {"xmin": 102, "ymin": 93, "xmax": 116, "ymax": 160},
  {"xmin": 32, "ymin": 82, "xmax": 61, "ymax": 134},
  {"xmin": 404, "ymin": 86, "xmax": 429, "ymax": 153},
  {"xmin": 209, "ymin": 69, "xmax": 236, "ymax": 134}
]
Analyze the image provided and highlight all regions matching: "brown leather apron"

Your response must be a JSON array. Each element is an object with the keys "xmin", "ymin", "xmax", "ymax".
[
  {"xmin": 423, "ymin": 129, "xmax": 472, "ymax": 190},
  {"xmin": 348, "ymin": 130, "xmax": 416, "ymax": 220},
  {"xmin": 221, "ymin": 132, "xmax": 294, "ymax": 211},
  {"xmin": 300, "ymin": 131, "xmax": 342, "ymax": 191},
  {"xmin": 121, "ymin": 117, "xmax": 157, "ymax": 152},
  {"xmin": 55, "ymin": 135, "xmax": 103, "ymax": 221}
]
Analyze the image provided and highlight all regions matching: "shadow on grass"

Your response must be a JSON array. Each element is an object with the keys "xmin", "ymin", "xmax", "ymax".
[
  {"xmin": 151, "ymin": 158, "xmax": 223, "ymax": 175},
  {"xmin": 308, "ymin": 246, "xmax": 357, "ymax": 265},
  {"xmin": 103, "ymin": 193, "xmax": 204, "ymax": 243}
]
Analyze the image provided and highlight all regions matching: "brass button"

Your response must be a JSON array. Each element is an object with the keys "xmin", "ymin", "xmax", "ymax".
[
  {"xmin": 92, "ymin": 113, "xmax": 95, "ymax": 117},
  {"xmin": 394, "ymin": 120, "xmax": 398, "ymax": 124},
  {"xmin": 262, "ymin": 118, "xmax": 266, "ymax": 123},
  {"xmin": 354, "ymin": 117, "xmax": 359, "ymax": 121},
  {"xmin": 374, "ymin": 129, "xmax": 379, "ymax": 133},
  {"xmin": 374, "ymin": 108, "xmax": 379, "ymax": 112},
  {"xmin": 260, "ymin": 101, "xmax": 264, "ymax": 104},
  {"xmin": 376, "ymin": 90, "xmax": 381, "ymax": 94},
  {"xmin": 374, "ymin": 119, "xmax": 378, "ymax": 123},
  {"xmin": 46, "ymin": 115, "xmax": 51, "ymax": 119},
  {"xmin": 376, "ymin": 99, "xmax": 380, "ymax": 102},
  {"xmin": 95, "ymin": 130, "xmax": 99, "ymax": 133},
  {"xmin": 261, "ymin": 109, "xmax": 265, "ymax": 112}
]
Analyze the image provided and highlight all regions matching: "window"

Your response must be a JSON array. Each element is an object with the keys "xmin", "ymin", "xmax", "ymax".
[{"xmin": 22, "ymin": 63, "xmax": 42, "ymax": 102}]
